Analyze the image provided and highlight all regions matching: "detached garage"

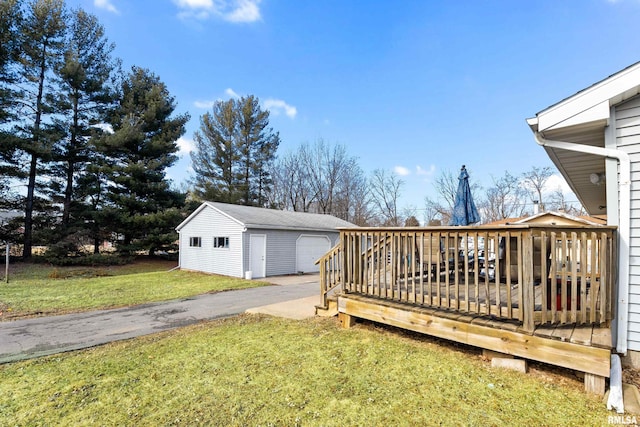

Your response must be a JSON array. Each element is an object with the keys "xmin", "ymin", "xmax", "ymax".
[{"xmin": 176, "ymin": 201, "xmax": 355, "ymax": 278}]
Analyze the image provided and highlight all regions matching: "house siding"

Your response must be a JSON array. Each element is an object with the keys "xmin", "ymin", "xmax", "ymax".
[
  {"xmin": 178, "ymin": 205, "xmax": 244, "ymax": 277},
  {"xmin": 243, "ymin": 229, "xmax": 339, "ymax": 276},
  {"xmin": 616, "ymin": 95, "xmax": 640, "ymax": 351}
]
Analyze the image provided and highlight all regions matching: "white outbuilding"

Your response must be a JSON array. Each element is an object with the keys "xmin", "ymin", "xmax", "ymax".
[{"xmin": 176, "ymin": 201, "xmax": 355, "ymax": 278}]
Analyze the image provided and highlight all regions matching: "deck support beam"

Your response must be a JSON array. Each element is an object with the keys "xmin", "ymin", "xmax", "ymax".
[{"xmin": 338, "ymin": 295, "xmax": 611, "ymax": 379}]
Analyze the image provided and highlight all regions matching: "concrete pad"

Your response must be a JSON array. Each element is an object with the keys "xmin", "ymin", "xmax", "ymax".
[
  {"xmin": 262, "ymin": 273, "xmax": 320, "ymax": 286},
  {"xmin": 246, "ymin": 295, "xmax": 318, "ymax": 320},
  {"xmin": 491, "ymin": 357, "xmax": 528, "ymax": 373},
  {"xmin": 624, "ymin": 383, "xmax": 640, "ymax": 415}
]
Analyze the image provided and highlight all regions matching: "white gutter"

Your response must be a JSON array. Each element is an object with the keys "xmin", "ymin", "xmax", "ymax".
[{"xmin": 533, "ymin": 131, "xmax": 631, "ymax": 354}]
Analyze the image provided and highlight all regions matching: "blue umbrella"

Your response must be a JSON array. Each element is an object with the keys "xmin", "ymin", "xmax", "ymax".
[{"xmin": 450, "ymin": 165, "xmax": 480, "ymax": 226}]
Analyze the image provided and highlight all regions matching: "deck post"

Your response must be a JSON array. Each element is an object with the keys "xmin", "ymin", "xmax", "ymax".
[
  {"xmin": 319, "ymin": 257, "xmax": 327, "ymax": 307},
  {"xmin": 338, "ymin": 312, "xmax": 355, "ymax": 329},
  {"xmin": 522, "ymin": 231, "xmax": 535, "ymax": 333},
  {"xmin": 584, "ymin": 373, "xmax": 606, "ymax": 396},
  {"xmin": 341, "ymin": 232, "xmax": 349, "ymax": 292}
]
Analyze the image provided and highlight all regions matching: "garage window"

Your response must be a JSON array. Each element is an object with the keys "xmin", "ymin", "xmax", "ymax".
[
  {"xmin": 189, "ymin": 237, "xmax": 202, "ymax": 247},
  {"xmin": 213, "ymin": 236, "xmax": 229, "ymax": 249}
]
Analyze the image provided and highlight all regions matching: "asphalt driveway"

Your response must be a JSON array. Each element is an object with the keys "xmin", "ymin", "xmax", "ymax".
[{"xmin": 0, "ymin": 274, "xmax": 320, "ymax": 364}]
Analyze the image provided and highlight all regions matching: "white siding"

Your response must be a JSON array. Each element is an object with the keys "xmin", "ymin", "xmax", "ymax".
[
  {"xmin": 616, "ymin": 95, "xmax": 640, "ymax": 351},
  {"xmin": 178, "ymin": 205, "xmax": 244, "ymax": 277}
]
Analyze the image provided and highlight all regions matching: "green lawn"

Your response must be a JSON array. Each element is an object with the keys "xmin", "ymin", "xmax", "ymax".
[
  {"xmin": 0, "ymin": 315, "xmax": 610, "ymax": 426},
  {"xmin": 0, "ymin": 259, "xmax": 268, "ymax": 319}
]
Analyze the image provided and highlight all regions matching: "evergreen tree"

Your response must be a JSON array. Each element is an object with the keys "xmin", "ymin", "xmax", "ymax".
[
  {"xmin": 191, "ymin": 98, "xmax": 240, "ymax": 203},
  {"xmin": 0, "ymin": 0, "xmax": 22, "ymax": 210},
  {"xmin": 10, "ymin": 0, "xmax": 67, "ymax": 258},
  {"xmin": 99, "ymin": 66, "xmax": 188, "ymax": 254},
  {"xmin": 236, "ymin": 95, "xmax": 280, "ymax": 205},
  {"xmin": 52, "ymin": 7, "xmax": 119, "ymax": 233},
  {"xmin": 191, "ymin": 95, "xmax": 280, "ymax": 206},
  {"xmin": 0, "ymin": 0, "xmax": 22, "ymax": 125}
]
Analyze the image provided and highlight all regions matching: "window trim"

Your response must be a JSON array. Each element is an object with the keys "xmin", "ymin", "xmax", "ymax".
[
  {"xmin": 213, "ymin": 236, "xmax": 230, "ymax": 249},
  {"xmin": 189, "ymin": 236, "xmax": 202, "ymax": 248}
]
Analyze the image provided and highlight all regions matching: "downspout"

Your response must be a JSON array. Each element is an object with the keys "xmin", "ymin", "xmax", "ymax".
[
  {"xmin": 241, "ymin": 227, "xmax": 247, "ymax": 278},
  {"xmin": 533, "ymin": 132, "xmax": 631, "ymax": 355}
]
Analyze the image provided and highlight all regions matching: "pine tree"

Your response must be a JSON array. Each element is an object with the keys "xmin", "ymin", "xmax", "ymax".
[
  {"xmin": 0, "ymin": 0, "xmax": 22, "ymax": 210},
  {"xmin": 236, "ymin": 95, "xmax": 280, "ymax": 206},
  {"xmin": 99, "ymin": 66, "xmax": 188, "ymax": 254},
  {"xmin": 0, "ymin": 0, "xmax": 22, "ymax": 125},
  {"xmin": 191, "ymin": 98, "xmax": 240, "ymax": 203},
  {"xmin": 52, "ymin": 7, "xmax": 119, "ymax": 233},
  {"xmin": 191, "ymin": 95, "xmax": 279, "ymax": 206},
  {"xmin": 11, "ymin": 0, "xmax": 67, "ymax": 258}
]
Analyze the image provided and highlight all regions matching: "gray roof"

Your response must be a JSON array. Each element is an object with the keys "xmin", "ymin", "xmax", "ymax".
[{"xmin": 177, "ymin": 201, "xmax": 356, "ymax": 232}]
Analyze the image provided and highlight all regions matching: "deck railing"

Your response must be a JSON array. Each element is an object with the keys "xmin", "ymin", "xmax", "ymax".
[{"xmin": 317, "ymin": 225, "xmax": 616, "ymax": 332}]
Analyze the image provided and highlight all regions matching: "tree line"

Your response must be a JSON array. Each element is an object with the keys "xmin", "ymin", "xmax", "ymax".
[
  {"xmin": 0, "ymin": 0, "xmax": 188, "ymax": 260},
  {"xmin": 266, "ymin": 143, "xmax": 582, "ymax": 228},
  {"xmin": 423, "ymin": 165, "xmax": 584, "ymax": 226}
]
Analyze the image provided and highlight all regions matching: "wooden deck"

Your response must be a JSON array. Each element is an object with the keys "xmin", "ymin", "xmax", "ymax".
[
  {"xmin": 318, "ymin": 225, "xmax": 617, "ymax": 395},
  {"xmin": 337, "ymin": 294, "xmax": 611, "ymax": 386}
]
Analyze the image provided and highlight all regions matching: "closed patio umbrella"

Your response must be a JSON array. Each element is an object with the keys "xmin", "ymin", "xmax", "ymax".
[{"xmin": 450, "ymin": 165, "xmax": 480, "ymax": 226}]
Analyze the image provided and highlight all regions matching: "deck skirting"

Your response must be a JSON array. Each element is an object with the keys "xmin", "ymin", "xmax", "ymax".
[{"xmin": 338, "ymin": 294, "xmax": 611, "ymax": 378}]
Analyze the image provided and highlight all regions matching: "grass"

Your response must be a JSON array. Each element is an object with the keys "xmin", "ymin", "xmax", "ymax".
[
  {"xmin": 0, "ymin": 258, "xmax": 268, "ymax": 319},
  {"xmin": 0, "ymin": 315, "xmax": 610, "ymax": 426}
]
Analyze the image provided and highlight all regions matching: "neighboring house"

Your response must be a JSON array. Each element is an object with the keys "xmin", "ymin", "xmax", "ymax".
[
  {"xmin": 176, "ymin": 202, "xmax": 355, "ymax": 278},
  {"xmin": 484, "ymin": 211, "xmax": 607, "ymax": 227},
  {"xmin": 486, "ymin": 211, "xmax": 607, "ymax": 281},
  {"xmin": 527, "ymin": 61, "xmax": 640, "ymax": 360}
]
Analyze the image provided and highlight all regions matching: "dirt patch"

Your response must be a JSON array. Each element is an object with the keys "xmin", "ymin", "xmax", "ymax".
[{"xmin": 623, "ymin": 368, "xmax": 640, "ymax": 389}]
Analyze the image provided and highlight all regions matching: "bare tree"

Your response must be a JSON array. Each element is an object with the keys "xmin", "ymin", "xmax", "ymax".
[
  {"xmin": 299, "ymin": 140, "xmax": 352, "ymax": 214},
  {"xmin": 370, "ymin": 168, "xmax": 403, "ymax": 226},
  {"xmin": 483, "ymin": 171, "xmax": 528, "ymax": 223},
  {"xmin": 400, "ymin": 205, "xmax": 419, "ymax": 226},
  {"xmin": 268, "ymin": 150, "xmax": 314, "ymax": 212},
  {"xmin": 332, "ymin": 159, "xmax": 373, "ymax": 225},
  {"xmin": 422, "ymin": 204, "xmax": 441, "ymax": 225},
  {"xmin": 547, "ymin": 187, "xmax": 586, "ymax": 216},
  {"xmin": 522, "ymin": 166, "xmax": 553, "ymax": 211},
  {"xmin": 269, "ymin": 140, "xmax": 371, "ymax": 223}
]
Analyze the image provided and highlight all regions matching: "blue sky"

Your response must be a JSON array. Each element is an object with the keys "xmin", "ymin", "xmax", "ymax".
[{"xmin": 69, "ymin": 0, "xmax": 640, "ymax": 212}]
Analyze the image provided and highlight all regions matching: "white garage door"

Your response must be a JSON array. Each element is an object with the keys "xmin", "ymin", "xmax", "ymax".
[{"xmin": 296, "ymin": 235, "xmax": 331, "ymax": 273}]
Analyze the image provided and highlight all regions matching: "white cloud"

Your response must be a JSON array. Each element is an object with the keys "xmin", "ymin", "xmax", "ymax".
[
  {"xmin": 225, "ymin": 88, "xmax": 240, "ymax": 99},
  {"xmin": 173, "ymin": 0, "xmax": 261, "ymax": 23},
  {"xmin": 177, "ymin": 136, "xmax": 196, "ymax": 155},
  {"xmin": 94, "ymin": 0, "xmax": 119, "ymax": 14},
  {"xmin": 194, "ymin": 88, "xmax": 239, "ymax": 109},
  {"xmin": 175, "ymin": 0, "xmax": 214, "ymax": 7},
  {"xmin": 416, "ymin": 164, "xmax": 436, "ymax": 177},
  {"xmin": 263, "ymin": 98, "xmax": 297, "ymax": 119},
  {"xmin": 543, "ymin": 173, "xmax": 573, "ymax": 195},
  {"xmin": 225, "ymin": 0, "xmax": 261, "ymax": 23},
  {"xmin": 194, "ymin": 100, "xmax": 216, "ymax": 109},
  {"xmin": 394, "ymin": 166, "xmax": 411, "ymax": 176}
]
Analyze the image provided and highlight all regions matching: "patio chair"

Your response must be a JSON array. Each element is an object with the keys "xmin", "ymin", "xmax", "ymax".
[{"xmin": 416, "ymin": 235, "xmax": 445, "ymax": 279}]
